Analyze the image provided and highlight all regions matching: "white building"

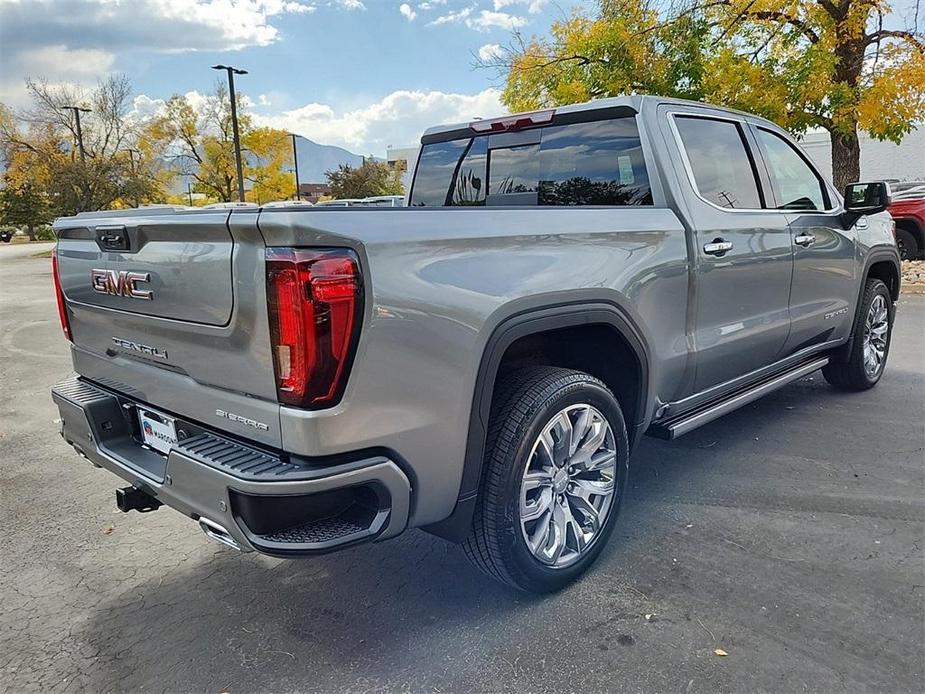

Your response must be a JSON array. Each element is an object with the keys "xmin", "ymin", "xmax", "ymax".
[
  {"xmin": 386, "ymin": 145, "xmax": 419, "ymax": 191},
  {"xmin": 800, "ymin": 126, "xmax": 924, "ymax": 184}
]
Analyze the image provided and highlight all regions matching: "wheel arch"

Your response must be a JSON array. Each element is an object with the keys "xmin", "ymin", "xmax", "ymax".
[
  {"xmin": 865, "ymin": 252, "xmax": 901, "ymax": 302},
  {"xmin": 893, "ymin": 216, "xmax": 924, "ymax": 256},
  {"xmin": 424, "ymin": 300, "xmax": 652, "ymax": 542},
  {"xmin": 830, "ymin": 249, "xmax": 901, "ymax": 369}
]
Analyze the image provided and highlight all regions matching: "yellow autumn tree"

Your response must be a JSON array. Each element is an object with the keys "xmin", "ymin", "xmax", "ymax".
[
  {"xmin": 494, "ymin": 0, "xmax": 925, "ymax": 189},
  {"xmin": 0, "ymin": 77, "xmax": 171, "ymax": 215},
  {"xmin": 151, "ymin": 83, "xmax": 295, "ymax": 203},
  {"xmin": 244, "ymin": 127, "xmax": 295, "ymax": 204}
]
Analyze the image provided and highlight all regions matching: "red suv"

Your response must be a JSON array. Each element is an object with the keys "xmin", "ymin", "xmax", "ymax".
[{"xmin": 888, "ymin": 182, "xmax": 925, "ymax": 260}]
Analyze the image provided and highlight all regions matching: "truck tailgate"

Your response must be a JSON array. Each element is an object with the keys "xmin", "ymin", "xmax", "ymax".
[{"xmin": 54, "ymin": 208, "xmax": 282, "ymax": 448}]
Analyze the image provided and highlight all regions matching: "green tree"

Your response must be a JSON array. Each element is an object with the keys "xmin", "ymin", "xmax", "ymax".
[
  {"xmin": 325, "ymin": 160, "xmax": 405, "ymax": 199},
  {"xmin": 151, "ymin": 84, "xmax": 297, "ymax": 203},
  {"xmin": 493, "ymin": 0, "xmax": 925, "ymax": 189},
  {"xmin": 0, "ymin": 77, "xmax": 170, "ymax": 215},
  {"xmin": 244, "ymin": 127, "xmax": 295, "ymax": 204},
  {"xmin": 0, "ymin": 180, "xmax": 52, "ymax": 241},
  {"xmin": 148, "ymin": 82, "xmax": 249, "ymax": 203}
]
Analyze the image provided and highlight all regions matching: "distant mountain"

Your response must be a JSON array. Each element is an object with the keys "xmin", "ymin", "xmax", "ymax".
[{"xmin": 293, "ymin": 136, "xmax": 364, "ymax": 183}]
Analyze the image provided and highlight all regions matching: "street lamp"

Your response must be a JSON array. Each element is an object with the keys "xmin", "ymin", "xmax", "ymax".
[
  {"xmin": 125, "ymin": 148, "xmax": 141, "ymax": 207},
  {"xmin": 61, "ymin": 106, "xmax": 91, "ymax": 162},
  {"xmin": 290, "ymin": 133, "xmax": 301, "ymax": 200},
  {"xmin": 211, "ymin": 64, "xmax": 248, "ymax": 202}
]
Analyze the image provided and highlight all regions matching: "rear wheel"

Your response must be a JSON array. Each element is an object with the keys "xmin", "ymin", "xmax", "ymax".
[
  {"xmin": 463, "ymin": 367, "xmax": 629, "ymax": 593},
  {"xmin": 895, "ymin": 227, "xmax": 918, "ymax": 261},
  {"xmin": 822, "ymin": 279, "xmax": 893, "ymax": 390}
]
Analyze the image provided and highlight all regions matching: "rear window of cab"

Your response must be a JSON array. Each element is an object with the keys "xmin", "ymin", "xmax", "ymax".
[{"xmin": 410, "ymin": 117, "xmax": 653, "ymax": 207}]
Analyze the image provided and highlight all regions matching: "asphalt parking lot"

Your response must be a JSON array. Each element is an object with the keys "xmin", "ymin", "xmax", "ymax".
[{"xmin": 1, "ymin": 242, "xmax": 923, "ymax": 693}]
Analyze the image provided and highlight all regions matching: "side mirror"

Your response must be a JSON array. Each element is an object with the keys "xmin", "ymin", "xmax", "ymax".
[
  {"xmin": 844, "ymin": 181, "xmax": 891, "ymax": 214},
  {"xmin": 841, "ymin": 181, "xmax": 891, "ymax": 228}
]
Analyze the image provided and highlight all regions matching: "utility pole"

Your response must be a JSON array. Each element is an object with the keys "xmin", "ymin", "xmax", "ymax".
[
  {"xmin": 61, "ymin": 106, "xmax": 91, "ymax": 162},
  {"xmin": 290, "ymin": 133, "xmax": 301, "ymax": 200},
  {"xmin": 125, "ymin": 148, "xmax": 140, "ymax": 207},
  {"xmin": 187, "ymin": 181, "xmax": 194, "ymax": 206},
  {"xmin": 211, "ymin": 64, "xmax": 248, "ymax": 202}
]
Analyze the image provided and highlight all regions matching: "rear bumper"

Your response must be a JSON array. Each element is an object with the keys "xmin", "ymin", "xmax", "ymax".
[{"xmin": 51, "ymin": 375, "xmax": 411, "ymax": 556}]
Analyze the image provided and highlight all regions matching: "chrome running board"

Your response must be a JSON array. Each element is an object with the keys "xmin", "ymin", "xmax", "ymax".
[{"xmin": 647, "ymin": 357, "xmax": 829, "ymax": 440}]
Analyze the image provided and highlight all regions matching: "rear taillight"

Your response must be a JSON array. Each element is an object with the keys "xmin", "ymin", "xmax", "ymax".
[
  {"xmin": 52, "ymin": 251, "xmax": 72, "ymax": 342},
  {"xmin": 266, "ymin": 248, "xmax": 362, "ymax": 409}
]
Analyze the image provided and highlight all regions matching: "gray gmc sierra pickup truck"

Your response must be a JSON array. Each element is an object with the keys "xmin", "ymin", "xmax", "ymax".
[{"xmin": 51, "ymin": 96, "xmax": 900, "ymax": 592}]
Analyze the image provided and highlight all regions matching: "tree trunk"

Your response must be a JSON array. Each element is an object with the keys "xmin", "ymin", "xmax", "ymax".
[
  {"xmin": 829, "ymin": 127, "xmax": 861, "ymax": 193},
  {"xmin": 26, "ymin": 223, "xmax": 36, "ymax": 242}
]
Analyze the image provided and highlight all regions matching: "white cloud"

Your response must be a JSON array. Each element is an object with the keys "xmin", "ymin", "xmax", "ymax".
[
  {"xmin": 399, "ymin": 3, "xmax": 416, "ymax": 20},
  {"xmin": 467, "ymin": 10, "xmax": 527, "ymax": 31},
  {"xmin": 494, "ymin": 0, "xmax": 548, "ymax": 13},
  {"xmin": 282, "ymin": 1, "xmax": 316, "ymax": 11},
  {"xmin": 417, "ymin": 0, "xmax": 447, "ymax": 8},
  {"xmin": 16, "ymin": 45, "xmax": 116, "ymax": 79},
  {"xmin": 336, "ymin": 0, "xmax": 365, "ymax": 9},
  {"xmin": 252, "ymin": 88, "xmax": 505, "ymax": 154},
  {"xmin": 0, "ymin": 0, "xmax": 320, "ymax": 57},
  {"xmin": 429, "ymin": 6, "xmax": 472, "ymax": 25},
  {"xmin": 126, "ymin": 89, "xmax": 213, "ymax": 124},
  {"xmin": 478, "ymin": 43, "xmax": 503, "ymax": 61},
  {"xmin": 0, "ymin": 0, "xmax": 329, "ymax": 106},
  {"xmin": 428, "ymin": 7, "xmax": 526, "ymax": 31}
]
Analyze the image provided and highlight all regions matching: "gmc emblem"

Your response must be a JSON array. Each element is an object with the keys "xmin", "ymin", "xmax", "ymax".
[{"xmin": 91, "ymin": 269, "xmax": 153, "ymax": 300}]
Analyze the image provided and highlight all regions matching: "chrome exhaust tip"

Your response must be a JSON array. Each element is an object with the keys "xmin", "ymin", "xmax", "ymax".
[{"xmin": 199, "ymin": 517, "xmax": 242, "ymax": 551}]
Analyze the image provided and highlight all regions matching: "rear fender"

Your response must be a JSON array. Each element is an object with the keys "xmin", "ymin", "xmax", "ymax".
[{"xmin": 425, "ymin": 300, "xmax": 651, "ymax": 542}]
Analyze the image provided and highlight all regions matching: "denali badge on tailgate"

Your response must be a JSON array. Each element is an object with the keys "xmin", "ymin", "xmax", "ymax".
[
  {"xmin": 111, "ymin": 337, "xmax": 168, "ymax": 360},
  {"xmin": 91, "ymin": 268, "xmax": 153, "ymax": 300}
]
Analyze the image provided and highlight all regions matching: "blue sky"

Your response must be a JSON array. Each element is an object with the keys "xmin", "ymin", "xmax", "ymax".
[
  {"xmin": 0, "ymin": 0, "xmax": 585, "ymax": 154},
  {"xmin": 1, "ymin": 0, "xmax": 919, "ymax": 156}
]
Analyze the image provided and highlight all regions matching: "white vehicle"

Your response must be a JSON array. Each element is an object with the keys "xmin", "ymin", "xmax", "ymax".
[
  {"xmin": 359, "ymin": 195, "xmax": 405, "ymax": 207},
  {"xmin": 262, "ymin": 200, "xmax": 315, "ymax": 208},
  {"xmin": 314, "ymin": 199, "xmax": 363, "ymax": 207}
]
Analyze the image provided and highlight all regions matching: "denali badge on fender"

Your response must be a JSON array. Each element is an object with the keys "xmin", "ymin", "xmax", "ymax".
[{"xmin": 91, "ymin": 268, "xmax": 153, "ymax": 300}]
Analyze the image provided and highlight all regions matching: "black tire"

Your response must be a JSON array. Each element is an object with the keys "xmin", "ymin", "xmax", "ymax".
[
  {"xmin": 463, "ymin": 366, "xmax": 629, "ymax": 593},
  {"xmin": 822, "ymin": 279, "xmax": 894, "ymax": 391},
  {"xmin": 895, "ymin": 227, "xmax": 918, "ymax": 261}
]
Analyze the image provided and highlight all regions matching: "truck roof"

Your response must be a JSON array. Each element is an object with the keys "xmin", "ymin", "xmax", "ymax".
[{"xmin": 420, "ymin": 94, "xmax": 780, "ymax": 142}]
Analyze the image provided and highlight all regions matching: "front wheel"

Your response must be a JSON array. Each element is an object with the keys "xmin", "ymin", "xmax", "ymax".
[
  {"xmin": 463, "ymin": 367, "xmax": 629, "ymax": 593},
  {"xmin": 822, "ymin": 278, "xmax": 894, "ymax": 390}
]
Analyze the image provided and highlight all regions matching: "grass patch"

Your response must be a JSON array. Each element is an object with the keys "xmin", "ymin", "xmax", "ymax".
[{"xmin": 32, "ymin": 248, "xmax": 54, "ymax": 258}]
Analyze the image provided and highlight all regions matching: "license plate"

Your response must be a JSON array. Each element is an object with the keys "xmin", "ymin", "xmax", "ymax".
[{"xmin": 138, "ymin": 407, "xmax": 178, "ymax": 455}]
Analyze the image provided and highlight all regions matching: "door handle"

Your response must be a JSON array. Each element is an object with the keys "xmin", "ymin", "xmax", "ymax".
[
  {"xmin": 794, "ymin": 234, "xmax": 816, "ymax": 247},
  {"xmin": 703, "ymin": 240, "xmax": 734, "ymax": 256}
]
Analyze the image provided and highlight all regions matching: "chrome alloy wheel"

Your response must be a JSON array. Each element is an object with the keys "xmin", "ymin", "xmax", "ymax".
[
  {"xmin": 519, "ymin": 404, "xmax": 617, "ymax": 569},
  {"xmin": 863, "ymin": 294, "xmax": 889, "ymax": 378}
]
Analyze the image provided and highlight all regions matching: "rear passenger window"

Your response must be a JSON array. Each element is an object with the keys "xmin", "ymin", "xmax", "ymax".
[
  {"xmin": 755, "ymin": 128, "xmax": 828, "ymax": 211},
  {"xmin": 489, "ymin": 143, "xmax": 540, "ymax": 198},
  {"xmin": 674, "ymin": 116, "xmax": 762, "ymax": 209},
  {"xmin": 539, "ymin": 120, "xmax": 652, "ymax": 205},
  {"xmin": 410, "ymin": 139, "xmax": 469, "ymax": 206},
  {"xmin": 451, "ymin": 137, "xmax": 487, "ymax": 206},
  {"xmin": 412, "ymin": 116, "xmax": 653, "ymax": 208}
]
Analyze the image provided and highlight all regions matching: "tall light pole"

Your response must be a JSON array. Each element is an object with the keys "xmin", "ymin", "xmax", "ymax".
[
  {"xmin": 211, "ymin": 64, "xmax": 248, "ymax": 202},
  {"xmin": 125, "ymin": 147, "xmax": 140, "ymax": 207},
  {"xmin": 61, "ymin": 106, "xmax": 91, "ymax": 162},
  {"xmin": 290, "ymin": 133, "xmax": 301, "ymax": 200}
]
